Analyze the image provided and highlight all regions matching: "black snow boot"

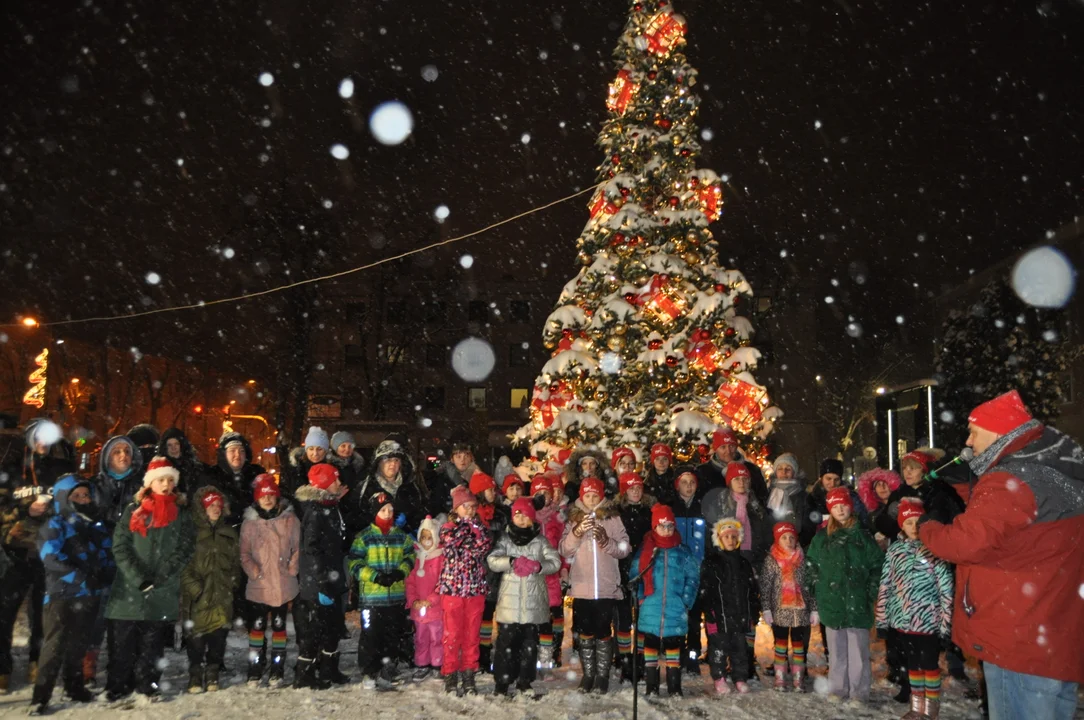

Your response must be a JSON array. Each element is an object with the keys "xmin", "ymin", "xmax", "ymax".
[
  {"xmin": 320, "ymin": 651, "xmax": 350, "ymax": 685},
  {"xmin": 294, "ymin": 657, "xmax": 330, "ymax": 690},
  {"xmin": 593, "ymin": 639, "xmax": 614, "ymax": 694},
  {"xmin": 577, "ymin": 640, "xmax": 597, "ymax": 693},
  {"xmin": 666, "ymin": 666, "xmax": 683, "ymax": 697},
  {"xmin": 444, "ymin": 671, "xmax": 459, "ymax": 694},
  {"xmin": 461, "ymin": 669, "xmax": 477, "ymax": 695},
  {"xmin": 644, "ymin": 666, "xmax": 661, "ymax": 696}
]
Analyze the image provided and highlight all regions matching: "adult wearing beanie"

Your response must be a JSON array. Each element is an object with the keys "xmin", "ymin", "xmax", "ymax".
[
  {"xmin": 695, "ymin": 427, "xmax": 768, "ymax": 504},
  {"xmin": 206, "ymin": 431, "xmax": 266, "ymax": 528},
  {"xmin": 920, "ymin": 391, "xmax": 1084, "ymax": 719},
  {"xmin": 282, "ymin": 427, "xmax": 331, "ymax": 512}
]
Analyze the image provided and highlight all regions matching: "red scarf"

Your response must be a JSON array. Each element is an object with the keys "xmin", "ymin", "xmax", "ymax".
[
  {"xmin": 129, "ymin": 492, "xmax": 179, "ymax": 537},
  {"xmin": 637, "ymin": 528, "xmax": 681, "ymax": 598},
  {"xmin": 476, "ymin": 502, "xmax": 495, "ymax": 526},
  {"xmin": 374, "ymin": 515, "xmax": 393, "ymax": 535},
  {"xmin": 770, "ymin": 543, "xmax": 806, "ymax": 610}
]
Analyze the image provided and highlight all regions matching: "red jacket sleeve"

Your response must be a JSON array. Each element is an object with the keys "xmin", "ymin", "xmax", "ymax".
[{"xmin": 919, "ymin": 471, "xmax": 1035, "ymax": 565}]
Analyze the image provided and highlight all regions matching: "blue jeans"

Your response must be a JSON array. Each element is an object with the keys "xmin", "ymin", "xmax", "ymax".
[{"xmin": 984, "ymin": 662, "xmax": 1079, "ymax": 720}]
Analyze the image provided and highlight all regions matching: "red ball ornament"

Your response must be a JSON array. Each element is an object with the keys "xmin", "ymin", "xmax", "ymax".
[
  {"xmin": 620, "ymin": 187, "xmax": 630, "ymax": 197},
  {"xmin": 665, "ymin": 355, "xmax": 678, "ymax": 367},
  {"xmin": 657, "ymin": 118, "xmax": 671, "ymax": 129},
  {"xmin": 713, "ymin": 283, "xmax": 725, "ymax": 292},
  {"xmin": 624, "ymin": 292, "xmax": 637, "ymax": 303},
  {"xmin": 647, "ymin": 71, "xmax": 657, "ymax": 80},
  {"xmin": 689, "ymin": 177, "xmax": 700, "ymax": 187},
  {"xmin": 680, "ymin": 149, "xmax": 691, "ymax": 157},
  {"xmin": 725, "ymin": 327, "xmax": 736, "ymax": 337},
  {"xmin": 613, "ymin": 232, "xmax": 625, "ymax": 243},
  {"xmin": 612, "ymin": 154, "xmax": 621, "ymax": 165},
  {"xmin": 634, "ymin": 2, "xmax": 642, "ymax": 9},
  {"xmin": 669, "ymin": 196, "xmax": 679, "ymax": 207},
  {"xmin": 649, "ymin": 338, "xmax": 663, "ymax": 350},
  {"xmin": 607, "ymin": 171, "xmax": 615, "ymax": 178}
]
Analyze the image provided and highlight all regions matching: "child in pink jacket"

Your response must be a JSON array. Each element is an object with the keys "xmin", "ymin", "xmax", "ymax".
[
  {"xmin": 405, "ymin": 515, "xmax": 444, "ymax": 681},
  {"xmin": 239, "ymin": 475, "xmax": 300, "ymax": 686}
]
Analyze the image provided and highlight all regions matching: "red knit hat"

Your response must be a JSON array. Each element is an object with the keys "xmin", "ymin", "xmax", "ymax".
[
  {"xmin": 712, "ymin": 427, "xmax": 737, "ymax": 450},
  {"xmin": 651, "ymin": 504, "xmax": 676, "ymax": 529},
  {"xmin": 579, "ymin": 477, "xmax": 605, "ymax": 499},
  {"xmin": 897, "ymin": 497, "xmax": 925, "ymax": 526},
  {"xmin": 469, "ymin": 471, "xmax": 496, "ymax": 496},
  {"xmin": 725, "ymin": 461, "xmax": 751, "ymax": 487},
  {"xmin": 201, "ymin": 489, "xmax": 225, "ymax": 510},
  {"xmin": 900, "ymin": 451, "xmax": 934, "ymax": 472},
  {"xmin": 968, "ymin": 390, "xmax": 1033, "ymax": 435},
  {"xmin": 511, "ymin": 497, "xmax": 537, "ymax": 523},
  {"xmin": 529, "ymin": 475, "xmax": 551, "ymax": 496},
  {"xmin": 253, "ymin": 474, "xmax": 280, "ymax": 501},
  {"xmin": 825, "ymin": 487, "xmax": 853, "ymax": 512},
  {"xmin": 618, "ymin": 472, "xmax": 644, "ymax": 495},
  {"xmin": 773, "ymin": 522, "xmax": 798, "ymax": 544},
  {"xmin": 611, "ymin": 447, "xmax": 636, "ymax": 470},
  {"xmin": 501, "ymin": 474, "xmax": 524, "ymax": 495},
  {"xmin": 308, "ymin": 463, "xmax": 339, "ymax": 490},
  {"xmin": 143, "ymin": 456, "xmax": 179, "ymax": 488},
  {"xmin": 649, "ymin": 443, "xmax": 673, "ymax": 463}
]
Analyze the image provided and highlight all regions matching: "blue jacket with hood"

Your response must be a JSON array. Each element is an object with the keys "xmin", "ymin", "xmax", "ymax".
[{"xmin": 37, "ymin": 474, "xmax": 114, "ymax": 603}]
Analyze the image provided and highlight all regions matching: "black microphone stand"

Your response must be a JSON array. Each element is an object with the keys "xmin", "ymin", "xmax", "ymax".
[{"xmin": 625, "ymin": 549, "xmax": 657, "ymax": 720}]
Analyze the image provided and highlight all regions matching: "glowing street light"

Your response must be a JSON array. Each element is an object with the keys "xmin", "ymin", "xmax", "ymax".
[
  {"xmin": 70, "ymin": 378, "xmax": 80, "ymax": 384},
  {"xmin": 22, "ymin": 317, "xmax": 38, "ymax": 328}
]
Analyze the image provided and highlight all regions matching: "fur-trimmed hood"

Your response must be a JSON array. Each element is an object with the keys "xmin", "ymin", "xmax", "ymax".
[
  {"xmin": 242, "ymin": 499, "xmax": 296, "ymax": 522},
  {"xmin": 856, "ymin": 468, "xmax": 902, "ymax": 512},
  {"xmin": 567, "ymin": 445, "xmax": 612, "ymax": 487},
  {"xmin": 710, "ymin": 517, "xmax": 744, "ymax": 548},
  {"xmin": 157, "ymin": 428, "xmax": 202, "ymax": 469},
  {"xmin": 217, "ymin": 431, "xmax": 255, "ymax": 472},
  {"xmin": 99, "ymin": 435, "xmax": 143, "ymax": 478},
  {"xmin": 567, "ymin": 497, "xmax": 619, "ymax": 524},
  {"xmin": 294, "ymin": 483, "xmax": 341, "ymax": 505},
  {"xmin": 192, "ymin": 485, "xmax": 235, "ymax": 531}
]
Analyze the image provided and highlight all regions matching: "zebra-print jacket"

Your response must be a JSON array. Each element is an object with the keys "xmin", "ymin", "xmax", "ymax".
[{"xmin": 874, "ymin": 537, "xmax": 954, "ymax": 638}]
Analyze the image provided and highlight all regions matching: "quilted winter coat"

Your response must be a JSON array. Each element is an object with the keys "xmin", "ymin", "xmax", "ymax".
[
  {"xmin": 759, "ymin": 549, "xmax": 817, "ymax": 627},
  {"xmin": 637, "ymin": 543, "xmax": 701, "ymax": 638},
  {"xmin": 181, "ymin": 487, "xmax": 242, "ymax": 636},
  {"xmin": 347, "ymin": 523, "xmax": 415, "ymax": 607},
  {"xmin": 487, "ymin": 524, "xmax": 561, "ymax": 624},
  {"xmin": 240, "ymin": 501, "xmax": 300, "ymax": 608},
  {"xmin": 875, "ymin": 537, "xmax": 953, "ymax": 638},
  {"xmin": 559, "ymin": 500, "xmax": 630, "ymax": 601}
]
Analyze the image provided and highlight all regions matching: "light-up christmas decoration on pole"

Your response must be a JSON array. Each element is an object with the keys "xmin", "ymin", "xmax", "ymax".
[
  {"xmin": 23, "ymin": 348, "xmax": 49, "ymax": 409},
  {"xmin": 515, "ymin": 0, "xmax": 782, "ymax": 468}
]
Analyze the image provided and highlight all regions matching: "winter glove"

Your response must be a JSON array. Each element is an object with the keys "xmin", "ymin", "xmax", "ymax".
[
  {"xmin": 705, "ymin": 622, "xmax": 719, "ymax": 636},
  {"xmin": 395, "ymin": 513, "xmax": 408, "ymax": 528},
  {"xmin": 761, "ymin": 610, "xmax": 773, "ymax": 626},
  {"xmin": 809, "ymin": 611, "xmax": 820, "ymax": 627},
  {"xmin": 592, "ymin": 524, "xmax": 608, "ymax": 544},
  {"xmin": 373, "ymin": 572, "xmax": 393, "ymax": 587},
  {"xmin": 139, "ymin": 580, "xmax": 155, "ymax": 594},
  {"xmin": 386, "ymin": 569, "xmax": 406, "ymax": 584},
  {"xmin": 317, "ymin": 592, "xmax": 334, "ymax": 606},
  {"xmin": 512, "ymin": 557, "xmax": 542, "ymax": 577}
]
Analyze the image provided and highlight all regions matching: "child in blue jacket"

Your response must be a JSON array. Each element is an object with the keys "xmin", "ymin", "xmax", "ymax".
[
  {"xmin": 30, "ymin": 475, "xmax": 114, "ymax": 715},
  {"xmin": 635, "ymin": 504, "xmax": 700, "ymax": 697}
]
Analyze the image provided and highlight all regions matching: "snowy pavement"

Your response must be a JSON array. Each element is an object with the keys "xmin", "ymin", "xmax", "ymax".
[{"xmin": 0, "ymin": 611, "xmax": 1055, "ymax": 719}]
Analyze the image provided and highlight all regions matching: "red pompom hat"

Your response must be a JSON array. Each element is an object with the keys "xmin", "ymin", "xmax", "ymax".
[
  {"xmin": 618, "ymin": 472, "xmax": 644, "ymax": 495},
  {"xmin": 968, "ymin": 389, "xmax": 1033, "ymax": 435}
]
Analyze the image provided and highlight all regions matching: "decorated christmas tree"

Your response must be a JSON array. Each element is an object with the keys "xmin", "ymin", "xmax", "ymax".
[{"xmin": 516, "ymin": 0, "xmax": 781, "ymax": 470}]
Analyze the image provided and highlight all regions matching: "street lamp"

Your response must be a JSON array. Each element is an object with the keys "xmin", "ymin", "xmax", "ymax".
[{"xmin": 22, "ymin": 317, "xmax": 38, "ymax": 328}]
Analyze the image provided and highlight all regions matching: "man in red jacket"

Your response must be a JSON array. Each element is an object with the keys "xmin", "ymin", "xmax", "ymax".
[{"xmin": 919, "ymin": 390, "xmax": 1083, "ymax": 720}]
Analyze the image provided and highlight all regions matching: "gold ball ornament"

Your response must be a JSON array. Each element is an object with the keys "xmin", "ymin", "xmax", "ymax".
[
  {"xmin": 681, "ymin": 252, "xmax": 699, "ymax": 265},
  {"xmin": 606, "ymin": 336, "xmax": 626, "ymax": 351},
  {"xmin": 674, "ymin": 440, "xmax": 694, "ymax": 462},
  {"xmin": 653, "ymin": 399, "xmax": 667, "ymax": 414}
]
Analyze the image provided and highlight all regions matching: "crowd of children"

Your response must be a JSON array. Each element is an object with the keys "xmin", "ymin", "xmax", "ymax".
[{"xmin": 14, "ymin": 431, "xmax": 969, "ymax": 720}]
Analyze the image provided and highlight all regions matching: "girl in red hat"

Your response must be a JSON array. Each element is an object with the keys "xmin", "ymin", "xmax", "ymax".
[
  {"xmin": 530, "ymin": 475, "xmax": 568, "ymax": 669},
  {"xmin": 876, "ymin": 498, "xmax": 954, "ymax": 720},
  {"xmin": 805, "ymin": 487, "xmax": 884, "ymax": 703},
  {"xmin": 759, "ymin": 522, "xmax": 816, "ymax": 692}
]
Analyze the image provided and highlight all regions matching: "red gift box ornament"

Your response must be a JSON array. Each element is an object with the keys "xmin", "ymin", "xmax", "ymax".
[
  {"xmin": 644, "ymin": 8, "xmax": 687, "ymax": 58},
  {"xmin": 715, "ymin": 378, "xmax": 767, "ymax": 433},
  {"xmin": 641, "ymin": 274, "xmax": 686, "ymax": 323},
  {"xmin": 607, "ymin": 67, "xmax": 639, "ymax": 115},
  {"xmin": 530, "ymin": 381, "xmax": 573, "ymax": 430},
  {"xmin": 588, "ymin": 188, "xmax": 621, "ymax": 223},
  {"xmin": 686, "ymin": 328, "xmax": 721, "ymax": 372},
  {"xmin": 698, "ymin": 182, "xmax": 723, "ymax": 222}
]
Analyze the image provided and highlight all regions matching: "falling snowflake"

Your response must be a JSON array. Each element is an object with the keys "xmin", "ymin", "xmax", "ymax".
[
  {"xmin": 258, "ymin": 72, "xmax": 274, "ymax": 87},
  {"xmin": 145, "ymin": 272, "xmax": 161, "ymax": 285},
  {"xmin": 330, "ymin": 144, "xmax": 350, "ymax": 160}
]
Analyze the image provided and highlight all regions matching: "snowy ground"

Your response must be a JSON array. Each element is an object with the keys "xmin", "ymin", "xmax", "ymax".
[{"xmin": 0, "ymin": 607, "xmax": 1065, "ymax": 720}]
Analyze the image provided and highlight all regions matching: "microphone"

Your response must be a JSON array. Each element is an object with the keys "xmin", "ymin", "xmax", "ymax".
[{"xmin": 928, "ymin": 449, "xmax": 973, "ymax": 479}]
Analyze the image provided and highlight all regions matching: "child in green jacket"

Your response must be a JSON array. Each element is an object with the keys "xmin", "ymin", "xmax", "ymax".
[
  {"xmin": 805, "ymin": 487, "xmax": 883, "ymax": 703},
  {"xmin": 182, "ymin": 487, "xmax": 241, "ymax": 693},
  {"xmin": 347, "ymin": 492, "xmax": 415, "ymax": 690}
]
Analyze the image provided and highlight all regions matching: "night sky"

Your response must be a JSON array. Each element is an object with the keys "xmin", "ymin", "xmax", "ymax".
[{"xmin": 2, "ymin": 0, "xmax": 1082, "ymax": 374}]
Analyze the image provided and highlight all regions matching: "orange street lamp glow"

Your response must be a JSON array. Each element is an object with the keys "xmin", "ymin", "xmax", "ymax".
[{"xmin": 22, "ymin": 317, "xmax": 38, "ymax": 327}]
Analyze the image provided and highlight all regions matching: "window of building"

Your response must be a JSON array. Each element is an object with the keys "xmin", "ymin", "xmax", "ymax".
[
  {"xmin": 508, "ymin": 342, "xmax": 529, "ymax": 367},
  {"xmin": 510, "ymin": 388, "xmax": 530, "ymax": 409},
  {"xmin": 426, "ymin": 343, "xmax": 445, "ymax": 368},
  {"xmin": 423, "ymin": 386, "xmax": 445, "ymax": 409},
  {"xmin": 468, "ymin": 387, "xmax": 487, "ymax": 410},
  {"xmin": 468, "ymin": 300, "xmax": 488, "ymax": 323},
  {"xmin": 509, "ymin": 300, "xmax": 531, "ymax": 323}
]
